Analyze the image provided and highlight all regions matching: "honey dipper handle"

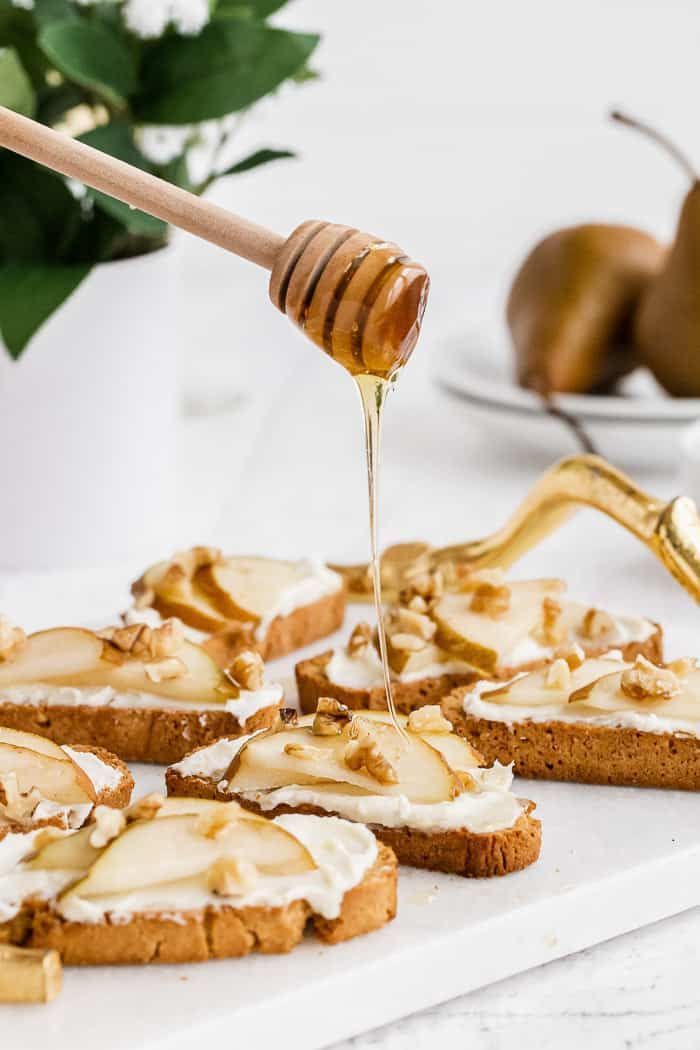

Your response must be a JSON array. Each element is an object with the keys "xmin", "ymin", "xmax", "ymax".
[{"xmin": 0, "ymin": 106, "xmax": 285, "ymax": 270}]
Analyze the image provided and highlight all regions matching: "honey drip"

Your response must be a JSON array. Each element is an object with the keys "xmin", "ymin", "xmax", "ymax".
[{"xmin": 355, "ymin": 372, "xmax": 405, "ymax": 735}]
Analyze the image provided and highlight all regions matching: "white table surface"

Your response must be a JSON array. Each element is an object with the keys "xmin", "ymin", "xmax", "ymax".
[{"xmin": 3, "ymin": 346, "xmax": 699, "ymax": 1049}]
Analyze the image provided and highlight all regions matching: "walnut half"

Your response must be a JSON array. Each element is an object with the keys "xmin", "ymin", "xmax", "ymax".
[
  {"xmin": 620, "ymin": 655, "xmax": 680, "ymax": 701},
  {"xmin": 343, "ymin": 720, "xmax": 398, "ymax": 785}
]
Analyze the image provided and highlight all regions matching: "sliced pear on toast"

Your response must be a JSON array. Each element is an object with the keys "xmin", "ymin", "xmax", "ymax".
[
  {"xmin": 386, "ymin": 638, "xmax": 444, "ymax": 675},
  {"xmin": 151, "ymin": 564, "xmax": 230, "ymax": 633},
  {"xmin": 431, "ymin": 579, "xmax": 566, "ymax": 673},
  {"xmin": 196, "ymin": 556, "xmax": 301, "ymax": 623},
  {"xmin": 27, "ymin": 826, "xmax": 102, "ymax": 872},
  {"xmin": 0, "ymin": 742, "xmax": 95, "ymax": 804},
  {"xmin": 227, "ymin": 723, "xmax": 461, "ymax": 803},
  {"xmin": 0, "ymin": 628, "xmax": 104, "ymax": 688},
  {"xmin": 61, "ymin": 811, "xmax": 316, "ymax": 901},
  {"xmin": 480, "ymin": 656, "xmax": 630, "ymax": 707},
  {"xmin": 568, "ymin": 665, "xmax": 700, "ymax": 720},
  {"xmin": 84, "ymin": 640, "xmax": 240, "ymax": 705}
]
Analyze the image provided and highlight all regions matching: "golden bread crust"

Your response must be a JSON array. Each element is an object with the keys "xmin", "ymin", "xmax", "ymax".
[
  {"xmin": 442, "ymin": 689, "xmax": 700, "ymax": 790},
  {"xmin": 2, "ymin": 845, "xmax": 396, "ymax": 963}
]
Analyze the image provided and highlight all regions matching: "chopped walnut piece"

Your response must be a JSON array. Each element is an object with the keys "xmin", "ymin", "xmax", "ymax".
[
  {"xmin": 557, "ymin": 643, "xmax": 585, "ymax": 671},
  {"xmin": 0, "ymin": 774, "xmax": 43, "ymax": 824},
  {"xmin": 228, "ymin": 650, "xmax": 265, "ymax": 691},
  {"xmin": 468, "ymin": 581, "xmax": 511, "ymax": 618},
  {"xmin": 0, "ymin": 616, "xmax": 26, "ymax": 663},
  {"xmin": 145, "ymin": 656, "xmax": 187, "ymax": 683},
  {"xmin": 389, "ymin": 632, "xmax": 426, "ymax": 653},
  {"xmin": 128, "ymin": 793, "xmax": 164, "ymax": 822},
  {"xmin": 207, "ymin": 857, "xmax": 258, "ymax": 896},
  {"xmin": 620, "ymin": 655, "xmax": 680, "ymax": 701},
  {"xmin": 544, "ymin": 658, "xmax": 572, "ymax": 692},
  {"xmin": 196, "ymin": 806, "xmax": 244, "ymax": 840},
  {"xmin": 347, "ymin": 622, "xmax": 373, "ymax": 657},
  {"xmin": 580, "ymin": 608, "xmax": 616, "ymax": 641},
  {"xmin": 344, "ymin": 721, "xmax": 398, "ymax": 785},
  {"xmin": 395, "ymin": 607, "xmax": 436, "ymax": 641},
  {"xmin": 457, "ymin": 568, "xmax": 506, "ymax": 593},
  {"xmin": 313, "ymin": 697, "xmax": 352, "ymax": 736},
  {"xmin": 89, "ymin": 806, "xmax": 126, "ymax": 848},
  {"xmin": 533, "ymin": 597, "xmax": 567, "ymax": 646},
  {"xmin": 100, "ymin": 619, "xmax": 185, "ymax": 664},
  {"xmin": 399, "ymin": 568, "xmax": 444, "ymax": 604},
  {"xmin": 407, "ymin": 705, "xmax": 452, "ymax": 734},
  {"xmin": 407, "ymin": 595, "xmax": 428, "ymax": 614}
]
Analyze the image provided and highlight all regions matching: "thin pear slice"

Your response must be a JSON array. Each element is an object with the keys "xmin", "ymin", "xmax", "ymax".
[
  {"xmin": 0, "ymin": 628, "xmax": 103, "ymax": 688},
  {"xmin": 62, "ymin": 812, "xmax": 315, "ymax": 901},
  {"xmin": 0, "ymin": 743, "xmax": 95, "ymax": 804},
  {"xmin": 0, "ymin": 727, "xmax": 68, "ymax": 760},
  {"xmin": 197, "ymin": 556, "xmax": 301, "ymax": 623},
  {"xmin": 430, "ymin": 579, "xmax": 566, "ymax": 672},
  {"xmin": 81, "ymin": 640, "xmax": 239, "ymax": 705},
  {"xmin": 27, "ymin": 826, "xmax": 102, "ymax": 872},
  {"xmin": 228, "ymin": 723, "xmax": 461, "ymax": 803},
  {"xmin": 569, "ymin": 666, "xmax": 700, "ymax": 720},
  {"xmin": 152, "ymin": 563, "xmax": 230, "ymax": 633},
  {"xmin": 480, "ymin": 656, "xmax": 630, "ymax": 708},
  {"xmin": 297, "ymin": 711, "xmax": 483, "ymax": 774}
]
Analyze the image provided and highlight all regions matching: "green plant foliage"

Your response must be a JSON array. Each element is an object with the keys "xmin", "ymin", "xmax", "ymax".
[
  {"xmin": 136, "ymin": 21, "xmax": 319, "ymax": 123},
  {"xmin": 0, "ymin": 262, "xmax": 91, "ymax": 357},
  {"xmin": 0, "ymin": 0, "xmax": 319, "ymax": 358},
  {"xmin": 0, "ymin": 46, "xmax": 34, "ymax": 115}
]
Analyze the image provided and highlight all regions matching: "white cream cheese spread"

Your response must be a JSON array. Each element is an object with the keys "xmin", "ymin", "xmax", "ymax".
[
  {"xmin": 172, "ymin": 736, "xmax": 524, "ymax": 835},
  {"xmin": 0, "ymin": 682, "xmax": 282, "ymax": 720}
]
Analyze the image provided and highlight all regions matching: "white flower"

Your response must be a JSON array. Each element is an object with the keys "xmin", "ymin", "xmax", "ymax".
[
  {"xmin": 10, "ymin": 0, "xmax": 34, "ymax": 9},
  {"xmin": 123, "ymin": 0, "xmax": 209, "ymax": 39}
]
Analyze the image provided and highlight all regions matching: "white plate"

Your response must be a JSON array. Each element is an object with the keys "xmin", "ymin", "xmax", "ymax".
[{"xmin": 435, "ymin": 329, "xmax": 700, "ymax": 470}]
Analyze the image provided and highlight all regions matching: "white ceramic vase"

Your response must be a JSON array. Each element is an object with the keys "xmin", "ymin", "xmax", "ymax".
[{"xmin": 0, "ymin": 248, "xmax": 179, "ymax": 571}]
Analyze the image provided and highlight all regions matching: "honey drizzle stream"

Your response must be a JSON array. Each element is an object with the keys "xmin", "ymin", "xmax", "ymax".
[{"xmin": 355, "ymin": 372, "xmax": 406, "ymax": 737}]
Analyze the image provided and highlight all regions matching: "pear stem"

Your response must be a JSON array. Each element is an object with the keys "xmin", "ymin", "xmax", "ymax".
[
  {"xmin": 541, "ymin": 395, "xmax": 598, "ymax": 456},
  {"xmin": 611, "ymin": 109, "xmax": 697, "ymax": 182}
]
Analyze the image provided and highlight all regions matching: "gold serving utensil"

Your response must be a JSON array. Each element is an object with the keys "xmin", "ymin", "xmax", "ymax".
[
  {"xmin": 0, "ymin": 944, "xmax": 62, "ymax": 1003},
  {"xmin": 332, "ymin": 454, "xmax": 700, "ymax": 603}
]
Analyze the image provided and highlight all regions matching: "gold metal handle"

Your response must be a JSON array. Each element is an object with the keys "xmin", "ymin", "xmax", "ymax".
[{"xmin": 332, "ymin": 454, "xmax": 700, "ymax": 603}]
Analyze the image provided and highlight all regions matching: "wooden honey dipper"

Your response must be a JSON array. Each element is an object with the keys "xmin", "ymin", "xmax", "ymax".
[{"xmin": 0, "ymin": 107, "xmax": 429, "ymax": 378}]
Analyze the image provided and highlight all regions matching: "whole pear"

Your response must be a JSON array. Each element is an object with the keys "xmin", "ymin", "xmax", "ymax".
[
  {"xmin": 615, "ymin": 112, "xmax": 700, "ymax": 396},
  {"xmin": 507, "ymin": 223, "xmax": 665, "ymax": 394}
]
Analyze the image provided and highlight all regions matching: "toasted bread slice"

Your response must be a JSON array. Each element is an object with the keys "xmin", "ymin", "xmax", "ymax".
[
  {"xmin": 295, "ymin": 627, "xmax": 663, "ymax": 717},
  {"xmin": 0, "ymin": 743, "xmax": 133, "ymax": 842},
  {"xmin": 166, "ymin": 705, "xmax": 541, "ymax": 880},
  {"xmin": 443, "ymin": 654, "xmax": 700, "ymax": 791},
  {"xmin": 131, "ymin": 549, "xmax": 347, "ymax": 663},
  {"xmin": 296, "ymin": 650, "xmax": 479, "ymax": 715},
  {"xmin": 0, "ymin": 701, "xmax": 281, "ymax": 767},
  {"xmin": 205, "ymin": 585, "xmax": 347, "ymax": 665}
]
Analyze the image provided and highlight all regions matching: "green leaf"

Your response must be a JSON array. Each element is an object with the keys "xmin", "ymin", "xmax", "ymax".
[
  {"xmin": 0, "ymin": 2, "xmax": 48, "ymax": 84},
  {"xmin": 38, "ymin": 19, "xmax": 137, "ymax": 108},
  {"xmin": 78, "ymin": 121, "xmax": 168, "ymax": 237},
  {"xmin": 31, "ymin": 0, "xmax": 77, "ymax": 28},
  {"xmin": 221, "ymin": 147, "xmax": 294, "ymax": 176},
  {"xmin": 0, "ymin": 150, "xmax": 81, "ymax": 262},
  {"xmin": 0, "ymin": 261, "xmax": 90, "ymax": 358},
  {"xmin": 136, "ymin": 21, "xmax": 319, "ymax": 123},
  {"xmin": 214, "ymin": 0, "xmax": 292, "ymax": 16},
  {"xmin": 0, "ymin": 46, "xmax": 34, "ymax": 115}
]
